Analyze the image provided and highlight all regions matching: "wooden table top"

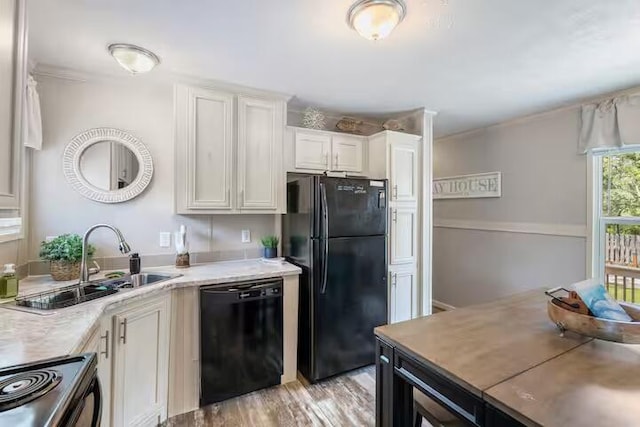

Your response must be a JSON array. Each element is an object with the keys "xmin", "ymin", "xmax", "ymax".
[
  {"xmin": 374, "ymin": 289, "xmax": 591, "ymax": 396},
  {"xmin": 485, "ymin": 339, "xmax": 640, "ymax": 427}
]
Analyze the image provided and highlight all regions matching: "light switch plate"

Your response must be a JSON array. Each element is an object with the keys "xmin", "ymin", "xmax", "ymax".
[
  {"xmin": 241, "ymin": 230, "xmax": 251, "ymax": 243},
  {"xmin": 159, "ymin": 232, "xmax": 171, "ymax": 248}
]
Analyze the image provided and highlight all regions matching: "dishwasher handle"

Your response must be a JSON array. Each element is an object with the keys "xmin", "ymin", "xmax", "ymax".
[{"xmin": 201, "ymin": 281, "xmax": 282, "ymax": 302}]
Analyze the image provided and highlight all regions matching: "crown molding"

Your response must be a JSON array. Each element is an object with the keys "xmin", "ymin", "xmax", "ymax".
[
  {"xmin": 437, "ymin": 85, "xmax": 640, "ymax": 143},
  {"xmin": 32, "ymin": 63, "xmax": 293, "ymax": 101}
]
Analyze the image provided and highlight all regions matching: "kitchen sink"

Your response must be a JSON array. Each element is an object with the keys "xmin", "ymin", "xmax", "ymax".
[
  {"xmin": 6, "ymin": 272, "xmax": 182, "ymax": 314},
  {"xmin": 101, "ymin": 272, "xmax": 182, "ymax": 289}
]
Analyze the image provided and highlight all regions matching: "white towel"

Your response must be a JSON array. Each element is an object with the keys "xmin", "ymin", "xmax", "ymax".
[{"xmin": 24, "ymin": 74, "xmax": 42, "ymax": 150}]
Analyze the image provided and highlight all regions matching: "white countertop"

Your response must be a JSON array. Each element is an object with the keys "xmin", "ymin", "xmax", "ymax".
[{"xmin": 0, "ymin": 259, "xmax": 301, "ymax": 367}]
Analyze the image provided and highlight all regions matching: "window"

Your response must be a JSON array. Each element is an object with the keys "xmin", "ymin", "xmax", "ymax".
[{"xmin": 592, "ymin": 150, "xmax": 640, "ymax": 303}]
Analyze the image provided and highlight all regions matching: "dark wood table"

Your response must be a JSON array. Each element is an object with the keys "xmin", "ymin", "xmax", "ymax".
[{"xmin": 374, "ymin": 289, "xmax": 633, "ymax": 426}]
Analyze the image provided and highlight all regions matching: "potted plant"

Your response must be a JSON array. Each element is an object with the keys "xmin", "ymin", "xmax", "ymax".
[
  {"xmin": 39, "ymin": 234, "xmax": 95, "ymax": 281},
  {"xmin": 260, "ymin": 235, "xmax": 279, "ymax": 259}
]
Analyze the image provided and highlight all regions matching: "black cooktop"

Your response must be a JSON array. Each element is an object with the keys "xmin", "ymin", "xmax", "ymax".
[{"xmin": 0, "ymin": 353, "xmax": 97, "ymax": 427}]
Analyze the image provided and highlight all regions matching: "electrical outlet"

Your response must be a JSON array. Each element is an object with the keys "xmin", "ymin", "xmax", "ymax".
[
  {"xmin": 241, "ymin": 230, "xmax": 251, "ymax": 243},
  {"xmin": 159, "ymin": 232, "xmax": 171, "ymax": 248},
  {"xmin": 45, "ymin": 236, "xmax": 58, "ymax": 243}
]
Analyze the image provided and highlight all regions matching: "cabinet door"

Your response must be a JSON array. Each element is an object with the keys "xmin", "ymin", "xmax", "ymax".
[
  {"xmin": 183, "ymin": 86, "xmax": 234, "ymax": 210},
  {"xmin": 390, "ymin": 206, "xmax": 418, "ymax": 265},
  {"xmin": 97, "ymin": 319, "xmax": 113, "ymax": 427},
  {"xmin": 332, "ymin": 135, "xmax": 364, "ymax": 173},
  {"xmin": 389, "ymin": 269, "xmax": 416, "ymax": 323},
  {"xmin": 112, "ymin": 296, "xmax": 170, "ymax": 427},
  {"xmin": 80, "ymin": 320, "xmax": 112, "ymax": 427},
  {"xmin": 389, "ymin": 142, "xmax": 418, "ymax": 203},
  {"xmin": 294, "ymin": 131, "xmax": 330, "ymax": 170},
  {"xmin": 237, "ymin": 95, "xmax": 282, "ymax": 210}
]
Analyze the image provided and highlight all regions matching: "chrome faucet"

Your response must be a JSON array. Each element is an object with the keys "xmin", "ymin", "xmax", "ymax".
[{"xmin": 80, "ymin": 224, "xmax": 132, "ymax": 284}]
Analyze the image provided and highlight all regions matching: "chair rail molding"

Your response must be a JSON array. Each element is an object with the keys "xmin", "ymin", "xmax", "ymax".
[{"xmin": 434, "ymin": 218, "xmax": 587, "ymax": 238}]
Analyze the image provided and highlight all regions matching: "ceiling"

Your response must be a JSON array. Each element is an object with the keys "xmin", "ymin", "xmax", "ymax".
[{"xmin": 28, "ymin": 0, "xmax": 640, "ymax": 137}]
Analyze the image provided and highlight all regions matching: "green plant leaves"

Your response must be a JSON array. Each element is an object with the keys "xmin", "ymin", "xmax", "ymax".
[
  {"xmin": 260, "ymin": 235, "xmax": 279, "ymax": 248},
  {"xmin": 39, "ymin": 234, "xmax": 95, "ymax": 262}
]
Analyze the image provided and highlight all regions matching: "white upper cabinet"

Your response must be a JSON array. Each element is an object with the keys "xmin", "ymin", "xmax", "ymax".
[
  {"xmin": 294, "ymin": 130, "xmax": 330, "ymax": 170},
  {"xmin": 389, "ymin": 141, "xmax": 419, "ymax": 204},
  {"xmin": 176, "ymin": 85, "xmax": 234, "ymax": 212},
  {"xmin": 237, "ymin": 95, "xmax": 283, "ymax": 210},
  {"xmin": 0, "ymin": 0, "xmax": 26, "ymax": 209},
  {"xmin": 175, "ymin": 84, "xmax": 288, "ymax": 214},
  {"xmin": 290, "ymin": 128, "xmax": 366, "ymax": 175},
  {"xmin": 332, "ymin": 134, "xmax": 364, "ymax": 173}
]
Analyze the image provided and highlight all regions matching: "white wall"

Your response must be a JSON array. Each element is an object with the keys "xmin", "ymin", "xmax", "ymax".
[
  {"xmin": 29, "ymin": 73, "xmax": 274, "ymax": 261},
  {"xmin": 433, "ymin": 106, "xmax": 588, "ymax": 307}
]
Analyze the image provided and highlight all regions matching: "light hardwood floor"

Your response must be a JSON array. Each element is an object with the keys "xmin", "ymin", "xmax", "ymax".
[{"xmin": 164, "ymin": 366, "xmax": 377, "ymax": 426}]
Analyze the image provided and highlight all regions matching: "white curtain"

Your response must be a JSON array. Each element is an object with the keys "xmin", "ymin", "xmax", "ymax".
[
  {"xmin": 579, "ymin": 95, "xmax": 640, "ymax": 153},
  {"xmin": 24, "ymin": 74, "xmax": 42, "ymax": 150}
]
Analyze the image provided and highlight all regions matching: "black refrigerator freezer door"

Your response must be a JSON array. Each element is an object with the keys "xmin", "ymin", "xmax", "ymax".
[
  {"xmin": 312, "ymin": 235, "xmax": 387, "ymax": 381},
  {"xmin": 316, "ymin": 177, "xmax": 387, "ymax": 238}
]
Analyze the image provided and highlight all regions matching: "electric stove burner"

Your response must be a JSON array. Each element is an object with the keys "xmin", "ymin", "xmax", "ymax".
[{"xmin": 0, "ymin": 369, "xmax": 62, "ymax": 412}]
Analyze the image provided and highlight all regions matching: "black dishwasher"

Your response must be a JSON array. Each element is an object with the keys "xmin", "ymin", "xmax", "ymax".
[{"xmin": 200, "ymin": 278, "xmax": 283, "ymax": 406}]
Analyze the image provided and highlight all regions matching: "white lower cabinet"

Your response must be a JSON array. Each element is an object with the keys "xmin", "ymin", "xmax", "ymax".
[
  {"xmin": 78, "ymin": 318, "xmax": 112, "ymax": 427},
  {"xmin": 93, "ymin": 293, "xmax": 171, "ymax": 427},
  {"xmin": 389, "ymin": 267, "xmax": 417, "ymax": 324}
]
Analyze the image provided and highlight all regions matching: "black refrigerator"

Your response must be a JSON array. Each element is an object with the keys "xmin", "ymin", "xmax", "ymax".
[{"xmin": 283, "ymin": 176, "xmax": 388, "ymax": 383}]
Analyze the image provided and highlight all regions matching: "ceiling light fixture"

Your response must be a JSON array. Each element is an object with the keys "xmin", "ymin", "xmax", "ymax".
[
  {"xmin": 108, "ymin": 43, "xmax": 161, "ymax": 74},
  {"xmin": 347, "ymin": 0, "xmax": 406, "ymax": 41}
]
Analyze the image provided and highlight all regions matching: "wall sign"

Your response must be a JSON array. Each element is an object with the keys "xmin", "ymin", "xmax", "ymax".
[{"xmin": 433, "ymin": 172, "xmax": 501, "ymax": 200}]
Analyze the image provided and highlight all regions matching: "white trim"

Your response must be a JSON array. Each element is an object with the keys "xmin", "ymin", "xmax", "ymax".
[
  {"xmin": 432, "ymin": 300, "xmax": 456, "ymax": 311},
  {"xmin": 586, "ymin": 152, "xmax": 596, "ymax": 279},
  {"xmin": 434, "ymin": 218, "xmax": 587, "ymax": 238},
  {"xmin": 421, "ymin": 111, "xmax": 433, "ymax": 316}
]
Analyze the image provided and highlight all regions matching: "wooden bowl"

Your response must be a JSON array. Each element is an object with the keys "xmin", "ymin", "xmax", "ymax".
[{"xmin": 548, "ymin": 299, "xmax": 640, "ymax": 344}]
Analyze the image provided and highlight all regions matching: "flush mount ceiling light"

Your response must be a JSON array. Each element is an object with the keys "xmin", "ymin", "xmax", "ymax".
[
  {"xmin": 347, "ymin": 0, "xmax": 406, "ymax": 41},
  {"xmin": 108, "ymin": 43, "xmax": 160, "ymax": 74}
]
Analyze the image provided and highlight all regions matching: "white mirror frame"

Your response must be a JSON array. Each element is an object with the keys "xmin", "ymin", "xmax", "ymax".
[{"xmin": 63, "ymin": 128, "xmax": 153, "ymax": 203}]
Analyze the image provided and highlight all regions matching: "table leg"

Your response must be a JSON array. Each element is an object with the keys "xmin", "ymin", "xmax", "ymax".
[
  {"xmin": 376, "ymin": 338, "xmax": 413, "ymax": 427},
  {"xmin": 392, "ymin": 369, "xmax": 413, "ymax": 426}
]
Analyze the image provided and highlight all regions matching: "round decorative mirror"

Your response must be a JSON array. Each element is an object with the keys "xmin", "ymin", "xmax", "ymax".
[{"xmin": 63, "ymin": 128, "xmax": 153, "ymax": 203}]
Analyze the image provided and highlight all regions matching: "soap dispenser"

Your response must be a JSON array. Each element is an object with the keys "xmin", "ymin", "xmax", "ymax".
[{"xmin": 0, "ymin": 264, "xmax": 18, "ymax": 299}]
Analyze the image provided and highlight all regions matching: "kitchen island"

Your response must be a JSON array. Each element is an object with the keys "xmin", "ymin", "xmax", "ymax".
[{"xmin": 375, "ymin": 289, "xmax": 640, "ymax": 426}]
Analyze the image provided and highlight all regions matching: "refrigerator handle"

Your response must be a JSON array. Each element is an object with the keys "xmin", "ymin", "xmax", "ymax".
[{"xmin": 320, "ymin": 182, "xmax": 329, "ymax": 294}]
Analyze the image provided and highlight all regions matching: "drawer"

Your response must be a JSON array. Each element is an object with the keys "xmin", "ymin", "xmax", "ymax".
[{"xmin": 394, "ymin": 349, "xmax": 484, "ymax": 426}]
